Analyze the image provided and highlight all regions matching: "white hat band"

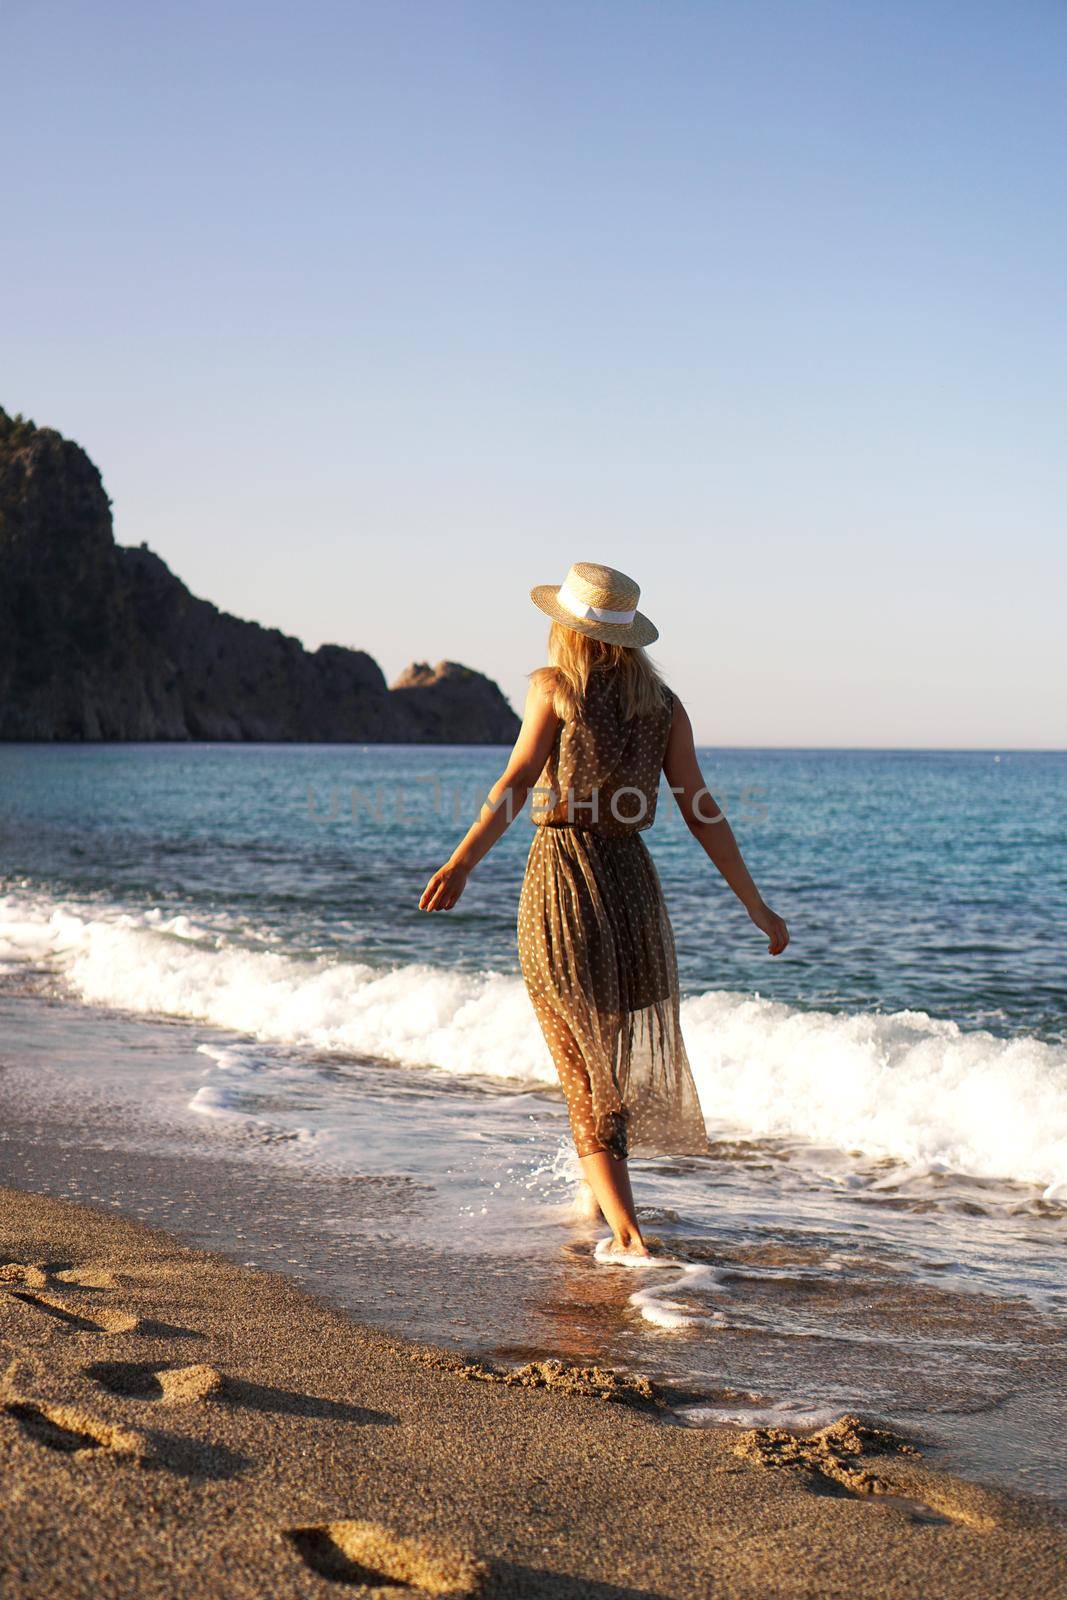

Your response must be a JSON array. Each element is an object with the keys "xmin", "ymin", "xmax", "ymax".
[{"xmin": 556, "ymin": 578, "xmax": 636, "ymax": 626}]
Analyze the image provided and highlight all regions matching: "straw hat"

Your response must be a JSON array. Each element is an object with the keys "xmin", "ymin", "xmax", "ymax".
[{"xmin": 530, "ymin": 562, "xmax": 658, "ymax": 647}]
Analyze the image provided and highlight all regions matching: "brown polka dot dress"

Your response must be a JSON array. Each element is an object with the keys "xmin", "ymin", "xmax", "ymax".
[{"xmin": 517, "ymin": 668, "xmax": 709, "ymax": 1162}]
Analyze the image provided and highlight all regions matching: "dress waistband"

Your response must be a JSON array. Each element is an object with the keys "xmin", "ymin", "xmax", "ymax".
[{"xmin": 534, "ymin": 822, "xmax": 647, "ymax": 842}]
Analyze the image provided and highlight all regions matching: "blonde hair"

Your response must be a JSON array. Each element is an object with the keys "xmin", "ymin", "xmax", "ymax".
[{"xmin": 531, "ymin": 622, "xmax": 669, "ymax": 723}]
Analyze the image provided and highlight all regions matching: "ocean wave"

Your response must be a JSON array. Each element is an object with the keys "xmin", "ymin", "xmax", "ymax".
[{"xmin": 2, "ymin": 888, "xmax": 1065, "ymax": 1194}]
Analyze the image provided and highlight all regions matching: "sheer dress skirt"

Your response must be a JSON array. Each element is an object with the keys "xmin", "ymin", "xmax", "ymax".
[{"xmin": 517, "ymin": 824, "xmax": 709, "ymax": 1160}]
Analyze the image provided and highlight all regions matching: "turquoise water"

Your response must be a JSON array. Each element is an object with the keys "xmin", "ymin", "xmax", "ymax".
[{"xmin": 2, "ymin": 743, "xmax": 1064, "ymax": 1038}]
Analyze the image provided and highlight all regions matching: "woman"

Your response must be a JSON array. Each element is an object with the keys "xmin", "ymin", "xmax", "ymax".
[{"xmin": 419, "ymin": 562, "xmax": 788, "ymax": 1261}]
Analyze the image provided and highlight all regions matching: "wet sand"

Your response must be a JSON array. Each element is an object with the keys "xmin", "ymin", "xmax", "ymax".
[{"xmin": 1, "ymin": 1182, "xmax": 1066, "ymax": 1599}]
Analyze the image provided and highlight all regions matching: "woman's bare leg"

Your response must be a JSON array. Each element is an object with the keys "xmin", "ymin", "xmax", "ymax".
[
  {"xmin": 574, "ymin": 1179, "xmax": 603, "ymax": 1220},
  {"xmin": 579, "ymin": 1151, "xmax": 648, "ymax": 1255}
]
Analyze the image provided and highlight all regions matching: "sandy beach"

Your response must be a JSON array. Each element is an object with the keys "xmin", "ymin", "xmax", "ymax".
[
  {"xmin": 0, "ymin": 1181, "xmax": 1064, "ymax": 1599},
  {"xmin": 4, "ymin": 0, "xmax": 1065, "ymax": 1590}
]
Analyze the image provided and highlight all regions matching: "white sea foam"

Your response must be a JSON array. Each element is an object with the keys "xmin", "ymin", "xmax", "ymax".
[
  {"xmin": 2, "ymin": 887, "xmax": 1066, "ymax": 1193},
  {"xmin": 623, "ymin": 1260, "xmax": 729, "ymax": 1330},
  {"xmin": 628, "ymin": 1291, "xmax": 700, "ymax": 1330},
  {"xmin": 593, "ymin": 1237, "xmax": 666, "ymax": 1267},
  {"xmin": 676, "ymin": 1399, "xmax": 845, "ymax": 1431}
]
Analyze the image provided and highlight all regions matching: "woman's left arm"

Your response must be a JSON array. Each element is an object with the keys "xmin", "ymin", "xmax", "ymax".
[
  {"xmin": 663, "ymin": 695, "xmax": 790, "ymax": 955},
  {"xmin": 419, "ymin": 681, "xmax": 561, "ymax": 912}
]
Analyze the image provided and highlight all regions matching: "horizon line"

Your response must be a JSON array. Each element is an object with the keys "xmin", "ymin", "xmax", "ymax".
[{"xmin": 1, "ymin": 741, "xmax": 1063, "ymax": 755}]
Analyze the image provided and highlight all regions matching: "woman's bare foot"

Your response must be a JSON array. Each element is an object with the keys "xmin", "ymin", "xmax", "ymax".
[{"xmin": 595, "ymin": 1232, "xmax": 652, "ymax": 1264}]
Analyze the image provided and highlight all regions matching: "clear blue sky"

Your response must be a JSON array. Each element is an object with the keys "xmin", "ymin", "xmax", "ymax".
[{"xmin": 3, "ymin": 0, "xmax": 1064, "ymax": 745}]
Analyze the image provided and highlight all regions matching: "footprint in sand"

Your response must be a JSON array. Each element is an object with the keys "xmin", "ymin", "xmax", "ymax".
[
  {"xmin": 286, "ymin": 1520, "xmax": 485, "ymax": 1597},
  {"xmin": 1, "ymin": 1288, "xmax": 141, "ymax": 1334},
  {"xmin": 87, "ymin": 1360, "xmax": 223, "ymax": 1405},
  {"xmin": 1, "ymin": 1264, "xmax": 199, "ymax": 1338},
  {"xmin": 0, "ymin": 1263, "xmax": 51, "ymax": 1289},
  {"xmin": 731, "ymin": 1415, "xmax": 996, "ymax": 1529},
  {"xmin": 53, "ymin": 1266, "xmax": 121, "ymax": 1291},
  {"xmin": 0, "ymin": 1261, "xmax": 118, "ymax": 1291},
  {"xmin": 4, "ymin": 1398, "xmax": 146, "ymax": 1458}
]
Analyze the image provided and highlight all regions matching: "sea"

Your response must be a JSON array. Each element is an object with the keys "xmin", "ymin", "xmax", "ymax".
[{"xmin": 1, "ymin": 744, "xmax": 1065, "ymax": 1502}]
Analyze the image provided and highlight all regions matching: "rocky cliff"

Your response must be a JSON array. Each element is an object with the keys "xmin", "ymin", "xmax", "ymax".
[{"xmin": 0, "ymin": 410, "xmax": 520, "ymax": 743}]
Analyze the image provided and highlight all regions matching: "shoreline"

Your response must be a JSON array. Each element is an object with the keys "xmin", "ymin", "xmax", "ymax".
[
  {"xmin": 3, "ymin": 984, "xmax": 1067, "ymax": 1517},
  {"xmin": 2, "ymin": 1181, "xmax": 1066, "ymax": 1600}
]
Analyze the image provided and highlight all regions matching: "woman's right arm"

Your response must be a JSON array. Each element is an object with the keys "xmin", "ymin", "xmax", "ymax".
[
  {"xmin": 419, "ymin": 678, "xmax": 560, "ymax": 912},
  {"xmin": 662, "ymin": 696, "xmax": 789, "ymax": 956}
]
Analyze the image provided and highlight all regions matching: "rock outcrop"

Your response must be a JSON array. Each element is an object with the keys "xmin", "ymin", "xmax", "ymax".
[
  {"xmin": 0, "ymin": 410, "xmax": 519, "ymax": 743},
  {"xmin": 390, "ymin": 660, "xmax": 530, "ymax": 745}
]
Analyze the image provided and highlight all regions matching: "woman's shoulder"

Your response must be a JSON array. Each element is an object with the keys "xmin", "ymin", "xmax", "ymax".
[
  {"xmin": 528, "ymin": 665, "xmax": 559, "ymax": 701},
  {"xmin": 528, "ymin": 666, "xmax": 566, "ymax": 723}
]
